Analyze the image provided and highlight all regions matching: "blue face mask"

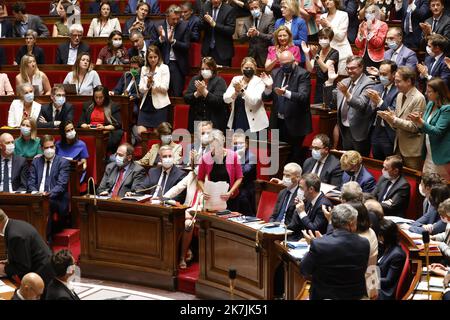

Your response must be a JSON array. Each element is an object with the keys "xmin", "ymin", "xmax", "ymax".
[
  {"xmin": 281, "ymin": 63, "xmax": 293, "ymax": 74},
  {"xmin": 379, "ymin": 76, "xmax": 390, "ymax": 86},
  {"xmin": 387, "ymin": 41, "xmax": 398, "ymax": 51},
  {"xmin": 311, "ymin": 149, "xmax": 322, "ymax": 160},
  {"xmin": 251, "ymin": 9, "xmax": 261, "ymax": 18},
  {"xmin": 55, "ymin": 96, "xmax": 66, "ymax": 106}
]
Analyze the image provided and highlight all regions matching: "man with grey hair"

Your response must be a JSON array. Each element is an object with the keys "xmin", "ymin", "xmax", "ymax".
[
  {"xmin": 341, "ymin": 181, "xmax": 364, "ymax": 203},
  {"xmin": 0, "ymin": 133, "xmax": 28, "ymax": 192},
  {"xmin": 55, "ymin": 24, "xmax": 90, "ymax": 65},
  {"xmin": 300, "ymin": 203, "xmax": 370, "ymax": 300}
]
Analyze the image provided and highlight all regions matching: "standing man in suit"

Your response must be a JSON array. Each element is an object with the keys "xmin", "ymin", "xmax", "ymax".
[
  {"xmin": 181, "ymin": 1, "xmax": 201, "ymax": 42},
  {"xmin": 0, "ymin": 209, "xmax": 54, "ymax": 286},
  {"xmin": 11, "ymin": 2, "xmax": 49, "ymax": 38},
  {"xmin": 300, "ymin": 203, "xmax": 370, "ymax": 300},
  {"xmin": 366, "ymin": 60, "xmax": 399, "ymax": 161},
  {"xmin": 238, "ymin": 0, "xmax": 275, "ymax": 68},
  {"xmin": 340, "ymin": 150, "xmax": 376, "ymax": 193},
  {"xmin": 123, "ymin": 2, "xmax": 155, "ymax": 37},
  {"xmin": 201, "ymin": 0, "xmax": 236, "ymax": 67},
  {"xmin": 37, "ymin": 85, "xmax": 74, "ymax": 129},
  {"xmin": 140, "ymin": 146, "xmax": 187, "ymax": 202},
  {"xmin": 98, "ymin": 143, "xmax": 146, "ymax": 197},
  {"xmin": 303, "ymin": 134, "xmax": 342, "ymax": 187},
  {"xmin": 420, "ymin": 0, "xmax": 450, "ymax": 46},
  {"xmin": 152, "ymin": 5, "xmax": 191, "ymax": 97},
  {"xmin": 262, "ymin": 51, "xmax": 312, "ymax": 164},
  {"xmin": 342, "ymin": 0, "xmax": 359, "ymax": 43},
  {"xmin": 378, "ymin": 66, "xmax": 426, "ymax": 170},
  {"xmin": 394, "ymin": 0, "xmax": 431, "ymax": 49},
  {"xmin": 185, "ymin": 120, "xmax": 213, "ymax": 165},
  {"xmin": 287, "ymin": 173, "xmax": 333, "ymax": 241},
  {"xmin": 28, "ymin": 135, "xmax": 70, "ymax": 237},
  {"xmin": 372, "ymin": 155, "xmax": 411, "ymax": 217},
  {"xmin": 384, "ymin": 27, "xmax": 418, "ymax": 69},
  {"xmin": 417, "ymin": 34, "xmax": 450, "ymax": 88},
  {"xmin": 0, "ymin": 3, "xmax": 13, "ymax": 38},
  {"xmin": 55, "ymin": 24, "xmax": 90, "ymax": 65},
  {"xmin": 10, "ymin": 272, "xmax": 45, "ymax": 300},
  {"xmin": 269, "ymin": 162, "xmax": 302, "ymax": 225},
  {"xmin": 125, "ymin": 0, "xmax": 160, "ymax": 14},
  {"xmin": 45, "ymin": 249, "xmax": 80, "ymax": 300},
  {"xmin": 0, "ymin": 133, "xmax": 28, "ymax": 192}
]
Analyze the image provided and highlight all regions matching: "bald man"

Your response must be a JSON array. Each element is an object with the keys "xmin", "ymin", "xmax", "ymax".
[
  {"xmin": 11, "ymin": 272, "xmax": 45, "ymax": 300},
  {"xmin": 262, "ymin": 50, "xmax": 312, "ymax": 164},
  {"xmin": 0, "ymin": 133, "xmax": 28, "ymax": 192}
]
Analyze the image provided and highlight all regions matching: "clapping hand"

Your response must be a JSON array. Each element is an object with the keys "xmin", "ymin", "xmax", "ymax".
[
  {"xmin": 158, "ymin": 25, "xmax": 166, "ymax": 41},
  {"xmin": 260, "ymin": 72, "xmax": 273, "ymax": 87},
  {"xmin": 274, "ymin": 85, "xmax": 287, "ymax": 96},
  {"xmin": 301, "ymin": 229, "xmax": 323, "ymax": 245},
  {"xmin": 407, "ymin": 112, "xmax": 424, "ymax": 127},
  {"xmin": 322, "ymin": 204, "xmax": 332, "ymax": 223},
  {"xmin": 310, "ymin": 44, "xmax": 319, "ymax": 58},
  {"xmin": 318, "ymin": 17, "xmax": 330, "ymax": 28},
  {"xmin": 366, "ymin": 89, "xmax": 382, "ymax": 104},
  {"xmin": 301, "ymin": 41, "xmax": 310, "ymax": 55},
  {"xmin": 337, "ymin": 81, "xmax": 350, "ymax": 97},
  {"xmin": 366, "ymin": 66, "xmax": 379, "ymax": 76},
  {"xmin": 419, "ymin": 22, "xmax": 432, "ymax": 36},
  {"xmin": 38, "ymin": 115, "xmax": 47, "ymax": 123},
  {"xmin": 326, "ymin": 64, "xmax": 338, "ymax": 85},
  {"xmin": 295, "ymin": 199, "xmax": 305, "ymax": 213},
  {"xmin": 204, "ymin": 13, "xmax": 216, "ymax": 27},
  {"xmin": 195, "ymin": 80, "xmax": 207, "ymax": 96},
  {"xmin": 417, "ymin": 63, "xmax": 429, "ymax": 77},
  {"xmin": 233, "ymin": 79, "xmax": 244, "ymax": 93},
  {"xmin": 167, "ymin": 26, "xmax": 175, "ymax": 43},
  {"xmin": 377, "ymin": 110, "xmax": 396, "ymax": 123},
  {"xmin": 248, "ymin": 26, "xmax": 258, "ymax": 37}
]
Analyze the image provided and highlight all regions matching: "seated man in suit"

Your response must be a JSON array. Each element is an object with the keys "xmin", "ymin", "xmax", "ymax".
[
  {"xmin": 123, "ymin": 2, "xmax": 155, "ymax": 37},
  {"xmin": 417, "ymin": 34, "xmax": 450, "ymax": 88},
  {"xmin": 0, "ymin": 209, "xmax": 54, "ymax": 286},
  {"xmin": 288, "ymin": 173, "xmax": 333, "ymax": 241},
  {"xmin": 139, "ymin": 145, "xmax": 187, "ymax": 203},
  {"xmin": 181, "ymin": 1, "xmax": 201, "ymax": 42},
  {"xmin": 37, "ymin": 85, "xmax": 74, "ymax": 129},
  {"xmin": 340, "ymin": 150, "xmax": 376, "ymax": 193},
  {"xmin": 300, "ymin": 203, "xmax": 370, "ymax": 300},
  {"xmin": 55, "ymin": 24, "xmax": 90, "ymax": 65},
  {"xmin": 303, "ymin": 134, "xmax": 342, "ymax": 187},
  {"xmin": 0, "ymin": 133, "xmax": 28, "ymax": 192},
  {"xmin": 11, "ymin": 1, "xmax": 49, "ymax": 38},
  {"xmin": 371, "ymin": 155, "xmax": 411, "ymax": 217},
  {"xmin": 151, "ymin": 5, "xmax": 191, "ymax": 97},
  {"xmin": 420, "ymin": 0, "xmax": 450, "ymax": 47},
  {"xmin": 11, "ymin": 272, "xmax": 44, "ymax": 300},
  {"xmin": 98, "ymin": 143, "xmax": 146, "ymax": 197},
  {"xmin": 269, "ymin": 162, "xmax": 302, "ymax": 226},
  {"xmin": 238, "ymin": 0, "xmax": 275, "ymax": 68},
  {"xmin": 45, "ymin": 249, "xmax": 80, "ymax": 300},
  {"xmin": 383, "ymin": 27, "xmax": 418, "ymax": 69},
  {"xmin": 128, "ymin": 30, "xmax": 151, "ymax": 60},
  {"xmin": 366, "ymin": 60, "xmax": 398, "ymax": 161}
]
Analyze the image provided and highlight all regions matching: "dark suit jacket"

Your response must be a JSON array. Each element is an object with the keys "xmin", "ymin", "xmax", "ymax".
[
  {"xmin": 125, "ymin": 0, "xmax": 160, "ymax": 14},
  {"xmin": 0, "ymin": 154, "xmax": 28, "ymax": 191},
  {"xmin": 371, "ymin": 83, "xmax": 398, "ymax": 144},
  {"xmin": 127, "ymin": 40, "xmax": 151, "ymax": 58},
  {"xmin": 341, "ymin": 165, "xmax": 376, "ymax": 193},
  {"xmin": 268, "ymin": 0, "xmax": 282, "ymax": 19},
  {"xmin": 184, "ymin": 74, "xmax": 228, "ymax": 133},
  {"xmin": 0, "ymin": 46, "xmax": 5, "ymax": 66},
  {"xmin": 372, "ymin": 175, "xmax": 411, "ymax": 217},
  {"xmin": 377, "ymin": 245, "xmax": 406, "ymax": 300},
  {"xmin": 15, "ymin": 45, "xmax": 45, "ymax": 65},
  {"xmin": 186, "ymin": 15, "xmax": 201, "ymax": 42},
  {"xmin": 342, "ymin": 0, "xmax": 358, "ymax": 43},
  {"xmin": 396, "ymin": 0, "xmax": 431, "ymax": 49},
  {"xmin": 142, "ymin": 165, "xmax": 187, "ymax": 202},
  {"xmin": 0, "ymin": 20, "xmax": 13, "ymax": 38},
  {"xmin": 97, "ymin": 161, "xmax": 146, "ymax": 197},
  {"xmin": 300, "ymin": 228, "xmax": 370, "ymax": 300},
  {"xmin": 303, "ymin": 154, "xmax": 342, "ymax": 187},
  {"xmin": 3, "ymin": 219, "xmax": 53, "ymax": 285},
  {"xmin": 28, "ymin": 155, "xmax": 71, "ymax": 216},
  {"xmin": 200, "ymin": 2, "xmax": 236, "ymax": 61},
  {"xmin": 55, "ymin": 42, "xmax": 91, "ymax": 64},
  {"xmin": 13, "ymin": 15, "xmax": 49, "ymax": 38},
  {"xmin": 409, "ymin": 201, "xmax": 447, "ymax": 234},
  {"xmin": 263, "ymin": 65, "xmax": 312, "ymax": 137},
  {"xmin": 421, "ymin": 14, "xmax": 450, "ymax": 47},
  {"xmin": 45, "ymin": 279, "xmax": 81, "ymax": 300},
  {"xmin": 37, "ymin": 102, "xmax": 74, "ymax": 128},
  {"xmin": 269, "ymin": 186, "xmax": 299, "ymax": 225},
  {"xmin": 151, "ymin": 20, "xmax": 191, "ymax": 76},
  {"xmin": 423, "ymin": 54, "xmax": 450, "ymax": 87},
  {"xmin": 287, "ymin": 192, "xmax": 333, "ymax": 241},
  {"xmin": 123, "ymin": 17, "xmax": 155, "ymax": 37},
  {"xmin": 113, "ymin": 72, "xmax": 141, "ymax": 99}
]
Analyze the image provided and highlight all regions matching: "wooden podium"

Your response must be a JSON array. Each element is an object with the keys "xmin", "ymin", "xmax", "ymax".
[
  {"xmin": 73, "ymin": 196, "xmax": 186, "ymax": 290},
  {"xmin": 196, "ymin": 212, "xmax": 285, "ymax": 300},
  {"xmin": 0, "ymin": 193, "xmax": 49, "ymax": 259}
]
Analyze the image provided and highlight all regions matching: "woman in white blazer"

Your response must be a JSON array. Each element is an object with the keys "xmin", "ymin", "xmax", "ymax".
[
  {"xmin": 318, "ymin": 0, "xmax": 353, "ymax": 75},
  {"xmin": 224, "ymin": 57, "xmax": 269, "ymax": 135},
  {"xmin": 137, "ymin": 45, "xmax": 171, "ymax": 138},
  {"xmin": 87, "ymin": 2, "xmax": 121, "ymax": 37},
  {"xmin": 8, "ymin": 83, "xmax": 41, "ymax": 128}
]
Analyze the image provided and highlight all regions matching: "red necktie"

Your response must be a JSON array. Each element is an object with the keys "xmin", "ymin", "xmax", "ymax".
[{"xmin": 111, "ymin": 168, "xmax": 125, "ymax": 197}]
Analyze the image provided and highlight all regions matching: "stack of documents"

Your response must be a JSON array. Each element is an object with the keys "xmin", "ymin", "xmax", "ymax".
[
  {"xmin": 385, "ymin": 216, "xmax": 415, "ymax": 224},
  {"xmin": 286, "ymin": 241, "xmax": 310, "ymax": 260},
  {"xmin": 416, "ymin": 276, "xmax": 445, "ymax": 292}
]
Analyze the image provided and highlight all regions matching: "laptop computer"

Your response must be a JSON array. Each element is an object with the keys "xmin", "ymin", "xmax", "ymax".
[{"xmin": 56, "ymin": 83, "xmax": 77, "ymax": 95}]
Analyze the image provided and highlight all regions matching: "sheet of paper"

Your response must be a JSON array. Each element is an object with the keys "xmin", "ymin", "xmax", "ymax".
[
  {"xmin": 416, "ymin": 281, "xmax": 444, "ymax": 292},
  {"xmin": 203, "ymin": 180, "xmax": 229, "ymax": 211},
  {"xmin": 320, "ymin": 182, "xmax": 337, "ymax": 195},
  {"xmin": 289, "ymin": 247, "xmax": 310, "ymax": 260},
  {"xmin": 385, "ymin": 216, "xmax": 415, "ymax": 224},
  {"xmin": 0, "ymin": 285, "xmax": 15, "ymax": 293},
  {"xmin": 411, "ymin": 293, "xmax": 432, "ymax": 300}
]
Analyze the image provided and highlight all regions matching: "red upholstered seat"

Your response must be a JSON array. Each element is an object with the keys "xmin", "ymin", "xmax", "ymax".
[
  {"xmin": 303, "ymin": 114, "xmax": 320, "ymax": 147},
  {"xmin": 97, "ymin": 70, "xmax": 124, "ymax": 91},
  {"xmin": 78, "ymin": 135, "xmax": 97, "ymax": 181},
  {"xmin": 220, "ymin": 73, "xmax": 234, "ymax": 86},
  {"xmin": 189, "ymin": 43, "xmax": 202, "ymax": 69},
  {"xmin": 310, "ymin": 78, "xmax": 316, "ymax": 104},
  {"xmin": 256, "ymin": 191, "xmax": 278, "ymax": 222},
  {"xmin": 7, "ymin": 2, "xmax": 50, "ymax": 15},
  {"xmin": 395, "ymin": 243, "xmax": 411, "ymax": 300},
  {"xmin": 366, "ymin": 166, "xmax": 382, "ymax": 182},
  {"xmin": 231, "ymin": 45, "xmax": 251, "ymax": 68},
  {"xmin": 173, "ymin": 104, "xmax": 190, "ymax": 130}
]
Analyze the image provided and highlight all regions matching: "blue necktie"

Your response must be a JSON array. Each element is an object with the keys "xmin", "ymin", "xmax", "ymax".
[{"xmin": 404, "ymin": 11, "xmax": 411, "ymax": 34}]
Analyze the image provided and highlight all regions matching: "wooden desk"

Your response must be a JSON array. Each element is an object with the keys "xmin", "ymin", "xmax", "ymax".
[
  {"xmin": 0, "ymin": 279, "xmax": 17, "ymax": 300},
  {"xmin": 196, "ymin": 212, "xmax": 285, "ymax": 300},
  {"xmin": 73, "ymin": 196, "xmax": 185, "ymax": 291},
  {"xmin": 398, "ymin": 228, "xmax": 443, "ymax": 260},
  {"xmin": 0, "ymin": 194, "xmax": 49, "ymax": 260}
]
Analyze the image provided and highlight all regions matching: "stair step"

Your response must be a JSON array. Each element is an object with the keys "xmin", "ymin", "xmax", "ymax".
[
  {"xmin": 177, "ymin": 263, "xmax": 199, "ymax": 295},
  {"xmin": 53, "ymin": 229, "xmax": 80, "ymax": 246}
]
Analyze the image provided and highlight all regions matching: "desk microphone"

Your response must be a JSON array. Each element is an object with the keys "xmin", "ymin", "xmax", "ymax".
[
  {"xmin": 422, "ymin": 230, "xmax": 431, "ymax": 300},
  {"xmin": 228, "ymin": 268, "xmax": 237, "ymax": 299}
]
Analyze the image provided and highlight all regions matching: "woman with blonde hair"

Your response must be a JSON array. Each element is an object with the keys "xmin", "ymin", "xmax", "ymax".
[
  {"xmin": 8, "ymin": 83, "xmax": 41, "ymax": 128},
  {"xmin": 14, "ymin": 118, "xmax": 43, "ymax": 158},
  {"xmin": 63, "ymin": 52, "xmax": 102, "ymax": 95},
  {"xmin": 15, "ymin": 54, "xmax": 51, "ymax": 96},
  {"xmin": 265, "ymin": 26, "xmax": 301, "ymax": 72}
]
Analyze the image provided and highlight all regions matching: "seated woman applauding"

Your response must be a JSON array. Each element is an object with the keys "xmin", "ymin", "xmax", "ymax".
[
  {"xmin": 14, "ymin": 118, "xmax": 42, "ymax": 158},
  {"xmin": 14, "ymin": 30, "xmax": 45, "ymax": 65},
  {"xmin": 8, "ymin": 83, "xmax": 41, "ymax": 128},
  {"xmin": 137, "ymin": 121, "xmax": 182, "ymax": 167},
  {"xmin": 96, "ymin": 31, "xmax": 130, "ymax": 65},
  {"xmin": 265, "ymin": 26, "xmax": 301, "ymax": 72},
  {"xmin": 78, "ymin": 85, "xmax": 123, "ymax": 154},
  {"xmin": 15, "ymin": 54, "xmax": 51, "ymax": 96},
  {"xmin": 64, "ymin": 53, "xmax": 102, "ymax": 96},
  {"xmin": 197, "ymin": 129, "xmax": 243, "ymax": 212},
  {"xmin": 56, "ymin": 120, "xmax": 89, "ymax": 182},
  {"xmin": 87, "ymin": 0, "xmax": 121, "ymax": 37}
]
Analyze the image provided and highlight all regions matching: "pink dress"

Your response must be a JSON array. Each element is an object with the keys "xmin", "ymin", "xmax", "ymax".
[{"xmin": 267, "ymin": 45, "xmax": 301, "ymax": 68}]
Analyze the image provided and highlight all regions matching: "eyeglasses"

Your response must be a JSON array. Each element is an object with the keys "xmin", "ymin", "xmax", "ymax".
[{"xmin": 345, "ymin": 66, "xmax": 360, "ymax": 71}]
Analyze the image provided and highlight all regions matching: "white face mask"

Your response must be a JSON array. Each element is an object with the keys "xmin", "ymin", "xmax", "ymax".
[
  {"xmin": 201, "ymin": 133, "xmax": 211, "ymax": 145},
  {"xmin": 160, "ymin": 135, "xmax": 172, "ymax": 145},
  {"xmin": 24, "ymin": 92, "xmax": 34, "ymax": 103},
  {"xmin": 5, "ymin": 144, "xmax": 15, "ymax": 155},
  {"xmin": 115, "ymin": 155, "xmax": 125, "ymax": 167},
  {"xmin": 297, "ymin": 188, "xmax": 305, "ymax": 201},
  {"xmin": 66, "ymin": 130, "xmax": 76, "ymax": 140},
  {"xmin": 382, "ymin": 169, "xmax": 392, "ymax": 180},
  {"xmin": 112, "ymin": 39, "xmax": 122, "ymax": 48},
  {"xmin": 426, "ymin": 46, "xmax": 435, "ymax": 57},
  {"xmin": 318, "ymin": 39, "xmax": 330, "ymax": 48},
  {"xmin": 44, "ymin": 147, "xmax": 55, "ymax": 159},
  {"xmin": 282, "ymin": 176, "xmax": 293, "ymax": 188},
  {"xmin": 162, "ymin": 157, "xmax": 174, "ymax": 169},
  {"xmin": 201, "ymin": 69, "xmax": 212, "ymax": 79},
  {"xmin": 20, "ymin": 126, "xmax": 31, "ymax": 136}
]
